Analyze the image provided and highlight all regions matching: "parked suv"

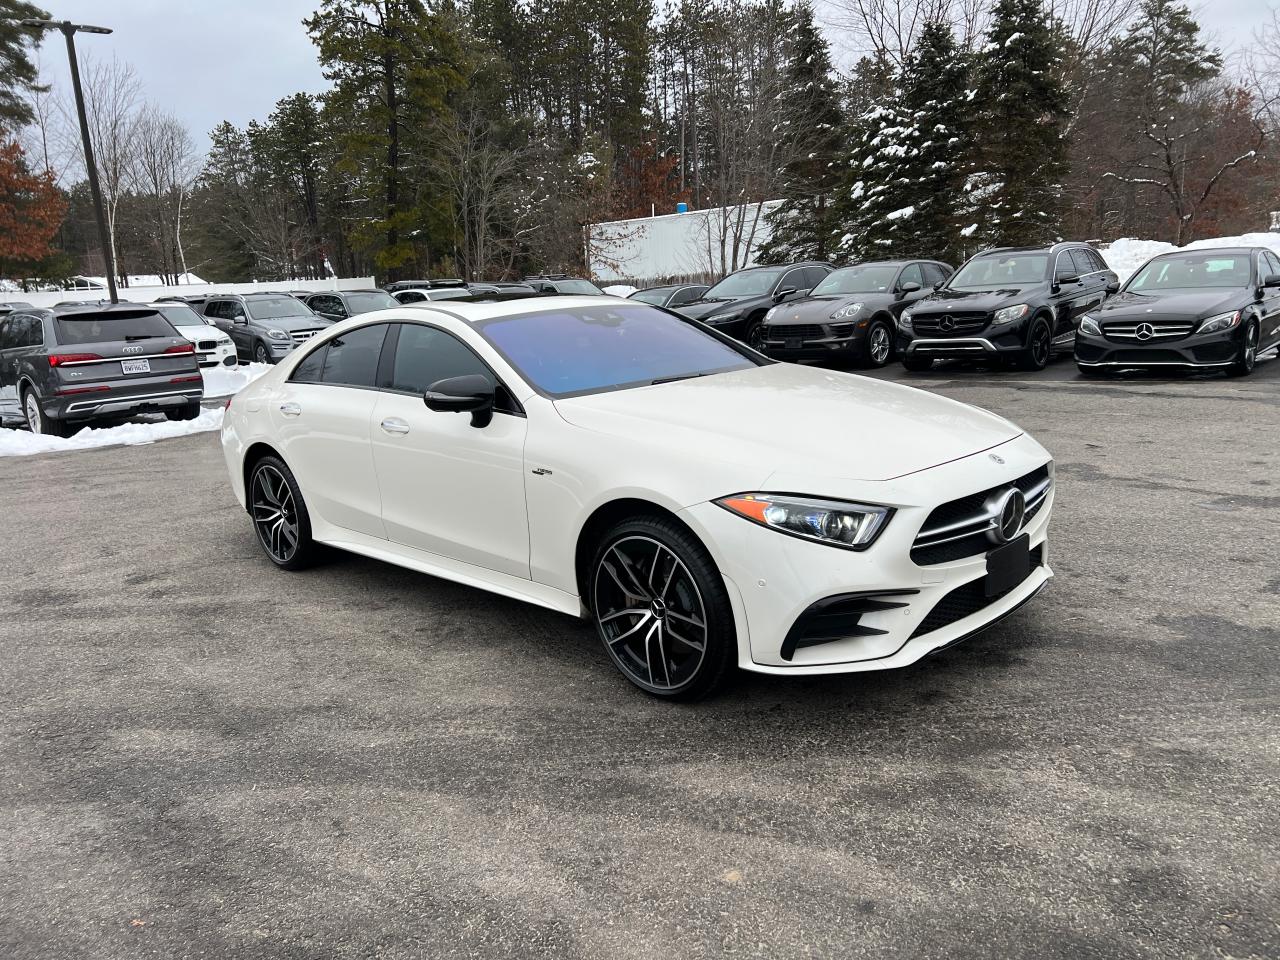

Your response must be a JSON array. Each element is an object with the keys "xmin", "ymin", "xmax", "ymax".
[
  {"xmin": 303, "ymin": 289, "xmax": 397, "ymax": 321},
  {"xmin": 202, "ymin": 293, "xmax": 331, "ymax": 364},
  {"xmin": 1075, "ymin": 246, "xmax": 1280, "ymax": 377},
  {"xmin": 523, "ymin": 274, "xmax": 606, "ymax": 295},
  {"xmin": 897, "ymin": 242, "xmax": 1117, "ymax": 371},
  {"xmin": 759, "ymin": 260, "xmax": 953, "ymax": 367},
  {"xmin": 628, "ymin": 283, "xmax": 710, "ymax": 309},
  {"xmin": 152, "ymin": 302, "xmax": 237, "ymax": 369},
  {"xmin": 0, "ymin": 302, "xmax": 202, "ymax": 437},
  {"xmin": 674, "ymin": 261, "xmax": 834, "ymax": 345}
]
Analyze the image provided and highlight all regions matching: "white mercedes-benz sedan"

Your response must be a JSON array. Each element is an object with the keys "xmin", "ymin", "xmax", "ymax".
[{"xmin": 221, "ymin": 296, "xmax": 1054, "ymax": 699}]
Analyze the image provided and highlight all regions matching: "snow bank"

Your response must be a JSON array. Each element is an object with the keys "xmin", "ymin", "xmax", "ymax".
[
  {"xmin": 603, "ymin": 284, "xmax": 638, "ymax": 298},
  {"xmin": 0, "ymin": 362, "xmax": 273, "ymax": 458},
  {"xmin": 1102, "ymin": 233, "xmax": 1280, "ymax": 280}
]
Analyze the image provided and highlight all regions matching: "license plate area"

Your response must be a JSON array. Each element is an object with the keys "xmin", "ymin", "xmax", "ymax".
[
  {"xmin": 984, "ymin": 534, "xmax": 1030, "ymax": 597},
  {"xmin": 785, "ymin": 338, "xmax": 802, "ymax": 350},
  {"xmin": 121, "ymin": 359, "xmax": 151, "ymax": 375}
]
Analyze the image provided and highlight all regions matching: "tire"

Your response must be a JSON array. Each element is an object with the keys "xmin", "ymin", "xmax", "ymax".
[
  {"xmin": 1227, "ymin": 321, "xmax": 1258, "ymax": 377},
  {"xmin": 253, "ymin": 341, "xmax": 272, "ymax": 365},
  {"xmin": 1017, "ymin": 317, "xmax": 1053, "ymax": 371},
  {"xmin": 860, "ymin": 318, "xmax": 894, "ymax": 368},
  {"xmin": 902, "ymin": 355, "xmax": 934, "ymax": 372},
  {"xmin": 165, "ymin": 402, "xmax": 201, "ymax": 422},
  {"xmin": 589, "ymin": 515, "xmax": 736, "ymax": 700},
  {"xmin": 22, "ymin": 387, "xmax": 71, "ymax": 438},
  {"xmin": 745, "ymin": 317, "xmax": 767, "ymax": 352},
  {"xmin": 247, "ymin": 455, "xmax": 320, "ymax": 570}
]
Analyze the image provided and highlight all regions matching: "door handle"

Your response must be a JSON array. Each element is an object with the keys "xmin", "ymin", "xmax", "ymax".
[
  {"xmin": 380, "ymin": 417, "xmax": 410, "ymax": 435},
  {"xmin": 279, "ymin": 402, "xmax": 301, "ymax": 417}
]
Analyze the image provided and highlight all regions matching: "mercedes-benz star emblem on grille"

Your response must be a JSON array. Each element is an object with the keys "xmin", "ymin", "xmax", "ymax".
[
  {"xmin": 984, "ymin": 487, "xmax": 1027, "ymax": 545},
  {"xmin": 123, "ymin": 345, "xmax": 144, "ymax": 354},
  {"xmin": 1135, "ymin": 322, "xmax": 1156, "ymax": 341},
  {"xmin": 939, "ymin": 315, "xmax": 956, "ymax": 331}
]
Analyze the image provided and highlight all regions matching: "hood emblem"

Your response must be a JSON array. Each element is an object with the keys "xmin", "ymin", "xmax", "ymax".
[
  {"xmin": 1135, "ymin": 322, "xmax": 1155, "ymax": 341},
  {"xmin": 939, "ymin": 315, "xmax": 956, "ymax": 331},
  {"xmin": 984, "ymin": 487, "xmax": 1027, "ymax": 544},
  {"xmin": 989, "ymin": 453, "xmax": 1005, "ymax": 465}
]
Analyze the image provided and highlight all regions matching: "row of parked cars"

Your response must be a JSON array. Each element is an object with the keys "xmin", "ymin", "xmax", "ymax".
[{"xmin": 634, "ymin": 242, "xmax": 1280, "ymax": 378}]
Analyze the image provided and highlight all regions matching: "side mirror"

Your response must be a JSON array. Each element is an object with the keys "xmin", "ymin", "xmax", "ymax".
[
  {"xmin": 424, "ymin": 374, "xmax": 495, "ymax": 428},
  {"xmin": 1106, "ymin": 281, "xmax": 1120, "ymax": 295},
  {"xmin": 232, "ymin": 314, "xmax": 247, "ymax": 325},
  {"xmin": 899, "ymin": 281, "xmax": 922, "ymax": 294},
  {"xmin": 1264, "ymin": 274, "xmax": 1280, "ymax": 288},
  {"xmin": 774, "ymin": 286, "xmax": 796, "ymax": 301}
]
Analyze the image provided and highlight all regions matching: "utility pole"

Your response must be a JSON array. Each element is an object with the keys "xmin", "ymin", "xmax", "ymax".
[{"xmin": 21, "ymin": 19, "xmax": 118, "ymax": 303}]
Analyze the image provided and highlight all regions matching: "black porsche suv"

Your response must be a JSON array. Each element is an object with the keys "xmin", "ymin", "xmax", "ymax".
[
  {"xmin": 673, "ymin": 261, "xmax": 834, "ymax": 344},
  {"xmin": 0, "ymin": 302, "xmax": 202, "ymax": 437},
  {"xmin": 1074, "ymin": 247, "xmax": 1280, "ymax": 377},
  {"xmin": 897, "ymin": 242, "xmax": 1118, "ymax": 371}
]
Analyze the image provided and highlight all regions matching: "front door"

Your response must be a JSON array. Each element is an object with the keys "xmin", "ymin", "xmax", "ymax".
[
  {"xmin": 1259, "ymin": 252, "xmax": 1280, "ymax": 352},
  {"xmin": 369, "ymin": 322, "xmax": 530, "ymax": 578}
]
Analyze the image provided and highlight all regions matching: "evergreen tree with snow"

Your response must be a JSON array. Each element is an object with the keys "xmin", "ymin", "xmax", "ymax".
[
  {"xmin": 830, "ymin": 96, "xmax": 920, "ymax": 263},
  {"xmin": 965, "ymin": 0, "xmax": 1069, "ymax": 247},
  {"xmin": 755, "ymin": 3, "xmax": 846, "ymax": 265}
]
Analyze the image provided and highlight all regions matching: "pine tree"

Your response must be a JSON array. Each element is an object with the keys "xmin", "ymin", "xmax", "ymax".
[
  {"xmin": 755, "ymin": 2, "xmax": 844, "ymax": 264},
  {"xmin": 0, "ymin": 1, "xmax": 48, "ymax": 132},
  {"xmin": 965, "ymin": 0, "xmax": 1069, "ymax": 247}
]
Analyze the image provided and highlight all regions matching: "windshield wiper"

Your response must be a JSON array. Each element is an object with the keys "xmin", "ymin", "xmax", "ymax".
[{"xmin": 649, "ymin": 372, "xmax": 707, "ymax": 386}]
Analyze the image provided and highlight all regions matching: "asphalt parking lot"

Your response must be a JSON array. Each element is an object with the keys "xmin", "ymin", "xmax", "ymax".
[{"xmin": 1, "ymin": 358, "xmax": 1277, "ymax": 960}]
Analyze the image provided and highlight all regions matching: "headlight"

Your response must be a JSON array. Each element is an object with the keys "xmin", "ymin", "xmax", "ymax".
[
  {"xmin": 830, "ymin": 302, "xmax": 863, "ymax": 320},
  {"xmin": 267, "ymin": 329, "xmax": 290, "ymax": 340},
  {"xmin": 765, "ymin": 307, "xmax": 777, "ymax": 320},
  {"xmin": 715, "ymin": 493, "xmax": 892, "ymax": 550},
  {"xmin": 1079, "ymin": 314, "xmax": 1101, "ymax": 336},
  {"xmin": 898, "ymin": 309, "xmax": 914, "ymax": 332},
  {"xmin": 992, "ymin": 304, "xmax": 1030, "ymax": 326},
  {"xmin": 706, "ymin": 312, "xmax": 739, "ymax": 325},
  {"xmin": 1197, "ymin": 311, "xmax": 1241, "ymax": 334}
]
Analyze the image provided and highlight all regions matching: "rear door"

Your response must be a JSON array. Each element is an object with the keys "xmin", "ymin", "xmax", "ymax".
[
  {"xmin": 270, "ymin": 323, "xmax": 390, "ymax": 539},
  {"xmin": 0, "ymin": 318, "xmax": 17, "ymax": 415},
  {"xmin": 370, "ymin": 322, "xmax": 530, "ymax": 578},
  {"xmin": 1259, "ymin": 251, "xmax": 1280, "ymax": 350}
]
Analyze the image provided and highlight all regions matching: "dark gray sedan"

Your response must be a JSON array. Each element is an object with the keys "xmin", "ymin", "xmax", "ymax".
[
  {"xmin": 759, "ymin": 260, "xmax": 953, "ymax": 367},
  {"xmin": 0, "ymin": 302, "xmax": 202, "ymax": 437}
]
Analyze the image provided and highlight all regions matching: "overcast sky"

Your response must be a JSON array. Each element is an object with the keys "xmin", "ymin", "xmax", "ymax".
[{"xmin": 31, "ymin": 0, "xmax": 1269, "ymax": 148}]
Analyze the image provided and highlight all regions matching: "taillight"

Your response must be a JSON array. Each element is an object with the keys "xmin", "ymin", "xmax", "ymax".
[
  {"xmin": 170, "ymin": 375, "xmax": 203, "ymax": 383},
  {"xmin": 165, "ymin": 343, "xmax": 195, "ymax": 355},
  {"xmin": 55, "ymin": 385, "xmax": 111, "ymax": 396},
  {"xmin": 48, "ymin": 353, "xmax": 103, "ymax": 366}
]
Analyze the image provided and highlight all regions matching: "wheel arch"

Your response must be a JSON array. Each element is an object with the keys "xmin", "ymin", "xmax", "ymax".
[{"xmin": 242, "ymin": 441, "xmax": 285, "ymax": 510}]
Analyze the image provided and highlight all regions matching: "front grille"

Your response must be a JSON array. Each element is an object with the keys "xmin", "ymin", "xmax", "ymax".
[
  {"xmin": 197, "ymin": 339, "xmax": 218, "ymax": 351},
  {"xmin": 1103, "ymin": 319, "xmax": 1195, "ymax": 342},
  {"xmin": 912, "ymin": 312, "xmax": 989, "ymax": 336},
  {"xmin": 765, "ymin": 323, "xmax": 826, "ymax": 341},
  {"xmin": 910, "ymin": 545, "xmax": 1044, "ymax": 639},
  {"xmin": 911, "ymin": 465, "xmax": 1052, "ymax": 565},
  {"xmin": 291, "ymin": 329, "xmax": 322, "ymax": 346}
]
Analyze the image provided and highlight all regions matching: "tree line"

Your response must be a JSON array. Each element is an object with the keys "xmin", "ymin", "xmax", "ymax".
[{"xmin": 0, "ymin": 0, "xmax": 1275, "ymax": 288}]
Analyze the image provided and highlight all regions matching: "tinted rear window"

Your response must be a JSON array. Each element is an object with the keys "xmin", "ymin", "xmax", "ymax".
[{"xmin": 55, "ymin": 311, "xmax": 176, "ymax": 344}]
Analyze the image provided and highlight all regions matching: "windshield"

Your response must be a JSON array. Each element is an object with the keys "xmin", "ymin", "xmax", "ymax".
[
  {"xmin": 56, "ymin": 311, "xmax": 176, "ymax": 344},
  {"xmin": 1126, "ymin": 253, "xmax": 1254, "ymax": 291},
  {"xmin": 555, "ymin": 279, "xmax": 604, "ymax": 295},
  {"xmin": 812, "ymin": 265, "xmax": 900, "ymax": 296},
  {"xmin": 246, "ymin": 297, "xmax": 313, "ymax": 320},
  {"xmin": 155, "ymin": 304, "xmax": 206, "ymax": 327},
  {"xmin": 477, "ymin": 304, "xmax": 759, "ymax": 398},
  {"xmin": 949, "ymin": 254, "xmax": 1048, "ymax": 290},
  {"xmin": 703, "ymin": 268, "xmax": 786, "ymax": 300},
  {"xmin": 629, "ymin": 289, "xmax": 670, "ymax": 306},
  {"xmin": 345, "ymin": 292, "xmax": 397, "ymax": 313}
]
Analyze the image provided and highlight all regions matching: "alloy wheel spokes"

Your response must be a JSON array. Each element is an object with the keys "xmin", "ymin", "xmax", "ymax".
[
  {"xmin": 252, "ymin": 465, "xmax": 297, "ymax": 562},
  {"xmin": 593, "ymin": 535, "xmax": 709, "ymax": 691}
]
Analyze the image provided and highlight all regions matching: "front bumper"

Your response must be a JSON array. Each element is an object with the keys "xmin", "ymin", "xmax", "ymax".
[
  {"xmin": 196, "ymin": 342, "xmax": 238, "ymax": 367},
  {"xmin": 762, "ymin": 325, "xmax": 860, "ymax": 361},
  {"xmin": 1074, "ymin": 327, "xmax": 1241, "ymax": 368},
  {"xmin": 677, "ymin": 433, "xmax": 1054, "ymax": 675},
  {"xmin": 898, "ymin": 327, "xmax": 1025, "ymax": 359}
]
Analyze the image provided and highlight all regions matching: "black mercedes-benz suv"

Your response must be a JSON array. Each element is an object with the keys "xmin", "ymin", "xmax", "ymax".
[
  {"xmin": 0, "ymin": 302, "xmax": 202, "ymax": 437},
  {"xmin": 759, "ymin": 259, "xmax": 953, "ymax": 367},
  {"xmin": 897, "ymin": 242, "xmax": 1118, "ymax": 371},
  {"xmin": 673, "ymin": 261, "xmax": 834, "ymax": 345},
  {"xmin": 1074, "ymin": 246, "xmax": 1280, "ymax": 377}
]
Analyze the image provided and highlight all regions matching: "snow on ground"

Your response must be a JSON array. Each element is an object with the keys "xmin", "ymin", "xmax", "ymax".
[
  {"xmin": 603, "ymin": 284, "xmax": 638, "ymax": 297},
  {"xmin": 1102, "ymin": 233, "xmax": 1280, "ymax": 280},
  {"xmin": 0, "ymin": 362, "xmax": 273, "ymax": 458}
]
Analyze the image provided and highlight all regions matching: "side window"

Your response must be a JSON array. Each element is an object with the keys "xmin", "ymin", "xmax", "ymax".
[
  {"xmin": 1070, "ymin": 249, "xmax": 1096, "ymax": 277},
  {"xmin": 1054, "ymin": 254, "xmax": 1078, "ymax": 280},
  {"xmin": 1089, "ymin": 250, "xmax": 1109, "ymax": 274},
  {"xmin": 21, "ymin": 317, "xmax": 43, "ymax": 347},
  {"xmin": 779, "ymin": 269, "xmax": 807, "ymax": 294},
  {"xmin": 898, "ymin": 263, "xmax": 925, "ymax": 289},
  {"xmin": 400, "ymin": 291, "xmax": 426, "ymax": 303},
  {"xmin": 319, "ymin": 323, "xmax": 388, "ymax": 388},
  {"xmin": 1264, "ymin": 251, "xmax": 1280, "ymax": 278},
  {"xmin": 204, "ymin": 301, "xmax": 224, "ymax": 319},
  {"xmin": 802, "ymin": 267, "xmax": 829, "ymax": 290},
  {"xmin": 0, "ymin": 319, "xmax": 12, "ymax": 350},
  {"xmin": 390, "ymin": 324, "xmax": 494, "ymax": 395},
  {"xmin": 922, "ymin": 263, "xmax": 949, "ymax": 286},
  {"xmin": 291, "ymin": 343, "xmax": 328, "ymax": 383}
]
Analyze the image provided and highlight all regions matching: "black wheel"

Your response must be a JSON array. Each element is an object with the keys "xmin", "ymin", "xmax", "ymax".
[
  {"xmin": 1227, "ymin": 321, "xmax": 1258, "ymax": 377},
  {"xmin": 254, "ymin": 341, "xmax": 272, "ymax": 365},
  {"xmin": 248, "ymin": 456, "xmax": 319, "ymax": 570},
  {"xmin": 22, "ymin": 387, "xmax": 71, "ymax": 437},
  {"xmin": 860, "ymin": 318, "xmax": 894, "ymax": 368},
  {"xmin": 902, "ymin": 355, "xmax": 934, "ymax": 372},
  {"xmin": 1018, "ymin": 318, "xmax": 1052, "ymax": 371},
  {"xmin": 590, "ymin": 516, "xmax": 735, "ymax": 700},
  {"xmin": 165, "ymin": 402, "xmax": 201, "ymax": 422},
  {"xmin": 745, "ymin": 317, "xmax": 767, "ymax": 352}
]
